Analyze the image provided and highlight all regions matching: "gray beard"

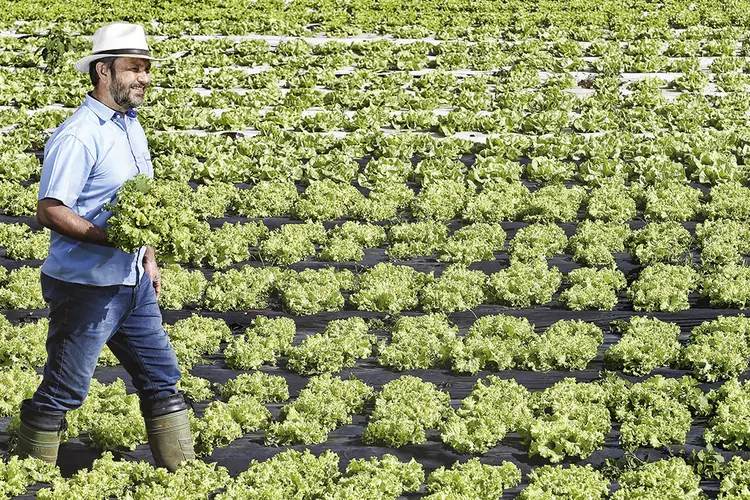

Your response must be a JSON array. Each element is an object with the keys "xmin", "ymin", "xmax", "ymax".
[{"xmin": 110, "ymin": 78, "xmax": 144, "ymax": 110}]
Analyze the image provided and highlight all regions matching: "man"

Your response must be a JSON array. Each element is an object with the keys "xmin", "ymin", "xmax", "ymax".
[{"xmin": 16, "ymin": 22, "xmax": 195, "ymax": 471}]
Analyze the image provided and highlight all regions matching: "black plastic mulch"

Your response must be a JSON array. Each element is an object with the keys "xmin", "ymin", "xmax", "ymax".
[{"xmin": 1, "ymin": 215, "xmax": 749, "ymax": 498}]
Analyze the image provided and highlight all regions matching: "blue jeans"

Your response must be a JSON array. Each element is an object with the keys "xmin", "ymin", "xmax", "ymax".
[{"xmin": 30, "ymin": 272, "xmax": 181, "ymax": 414}]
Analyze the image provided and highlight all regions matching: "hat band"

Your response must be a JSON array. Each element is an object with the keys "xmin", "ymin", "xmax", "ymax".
[{"xmin": 92, "ymin": 48, "xmax": 151, "ymax": 56}]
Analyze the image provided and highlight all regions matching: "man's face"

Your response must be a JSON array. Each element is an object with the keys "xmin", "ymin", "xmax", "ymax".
[{"xmin": 106, "ymin": 57, "xmax": 151, "ymax": 110}]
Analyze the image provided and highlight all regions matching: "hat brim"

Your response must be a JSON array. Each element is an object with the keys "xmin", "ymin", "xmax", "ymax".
[{"xmin": 74, "ymin": 53, "xmax": 168, "ymax": 73}]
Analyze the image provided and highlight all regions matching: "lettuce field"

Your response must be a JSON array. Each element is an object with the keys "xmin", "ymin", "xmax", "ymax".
[{"xmin": 5, "ymin": 0, "xmax": 750, "ymax": 497}]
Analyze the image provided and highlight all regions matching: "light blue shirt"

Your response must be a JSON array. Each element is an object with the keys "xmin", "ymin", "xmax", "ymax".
[{"xmin": 38, "ymin": 92, "xmax": 153, "ymax": 286}]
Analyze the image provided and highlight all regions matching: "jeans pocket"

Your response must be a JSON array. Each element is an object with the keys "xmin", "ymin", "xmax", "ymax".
[{"xmin": 41, "ymin": 273, "xmax": 68, "ymax": 324}]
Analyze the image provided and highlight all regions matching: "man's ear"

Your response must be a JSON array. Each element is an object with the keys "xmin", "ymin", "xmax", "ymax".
[{"xmin": 96, "ymin": 61, "xmax": 110, "ymax": 82}]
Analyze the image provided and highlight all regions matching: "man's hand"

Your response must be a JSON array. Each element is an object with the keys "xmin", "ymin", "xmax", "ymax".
[{"xmin": 144, "ymin": 247, "xmax": 161, "ymax": 299}]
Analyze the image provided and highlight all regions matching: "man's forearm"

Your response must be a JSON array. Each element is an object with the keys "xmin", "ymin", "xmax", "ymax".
[
  {"xmin": 37, "ymin": 199, "xmax": 113, "ymax": 247},
  {"xmin": 144, "ymin": 246, "xmax": 156, "ymax": 263}
]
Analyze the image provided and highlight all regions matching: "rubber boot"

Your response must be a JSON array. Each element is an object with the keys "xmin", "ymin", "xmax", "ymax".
[
  {"xmin": 141, "ymin": 392, "xmax": 195, "ymax": 472},
  {"xmin": 16, "ymin": 399, "xmax": 67, "ymax": 464}
]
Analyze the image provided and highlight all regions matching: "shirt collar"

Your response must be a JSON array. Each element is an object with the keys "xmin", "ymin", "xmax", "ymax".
[{"xmin": 84, "ymin": 92, "xmax": 137, "ymax": 123}]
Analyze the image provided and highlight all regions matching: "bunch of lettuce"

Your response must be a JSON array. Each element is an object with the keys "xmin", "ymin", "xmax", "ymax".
[
  {"xmin": 438, "ymin": 223, "xmax": 506, "ymax": 263},
  {"xmin": 626, "ymin": 221, "xmax": 692, "ymax": 264},
  {"xmin": 164, "ymin": 315, "xmax": 233, "ymax": 369},
  {"xmin": 362, "ymin": 375, "xmax": 451, "ymax": 448},
  {"xmin": 603, "ymin": 374, "xmax": 710, "ymax": 451},
  {"xmin": 233, "ymin": 180, "xmax": 298, "ymax": 217},
  {"xmin": 586, "ymin": 181, "xmax": 638, "ymax": 222},
  {"xmin": 451, "ymin": 314, "xmax": 537, "ymax": 374},
  {"xmin": 520, "ymin": 378, "xmax": 611, "ymax": 462},
  {"xmin": 567, "ymin": 220, "xmax": 630, "ymax": 267},
  {"xmin": 627, "ymin": 263, "xmax": 699, "ymax": 312},
  {"xmin": 703, "ymin": 181, "xmax": 750, "ymax": 221},
  {"xmin": 705, "ymin": 378, "xmax": 750, "ymax": 451},
  {"xmin": 525, "ymin": 156, "xmax": 576, "ymax": 183},
  {"xmin": 488, "ymin": 259, "xmax": 562, "ymax": 307},
  {"xmin": 681, "ymin": 315, "xmax": 750, "ymax": 382},
  {"xmin": 258, "ymin": 221, "xmax": 326, "ymax": 266},
  {"xmin": 0, "ymin": 181, "xmax": 38, "ymax": 217},
  {"xmin": 37, "ymin": 452, "xmax": 229, "ymax": 499},
  {"xmin": 419, "ymin": 265, "xmax": 487, "ymax": 314},
  {"xmin": 220, "ymin": 371, "xmax": 289, "ymax": 403},
  {"xmin": 292, "ymin": 179, "xmax": 364, "ymax": 221},
  {"xmin": 287, "ymin": 317, "xmax": 375, "ymax": 375},
  {"xmin": 611, "ymin": 457, "xmax": 704, "ymax": 500},
  {"xmin": 265, "ymin": 374, "xmax": 373, "ymax": 445},
  {"xmin": 0, "ymin": 365, "xmax": 40, "ymax": 416},
  {"xmin": 0, "ymin": 266, "xmax": 45, "ymax": 309},
  {"xmin": 326, "ymin": 455, "xmax": 424, "ymax": 500},
  {"xmin": 177, "ymin": 372, "xmax": 214, "ymax": 402},
  {"xmin": 351, "ymin": 183, "xmax": 415, "ymax": 222},
  {"xmin": 218, "ymin": 449, "xmax": 340, "ymax": 500},
  {"xmin": 386, "ymin": 220, "xmax": 448, "ymax": 259},
  {"xmin": 319, "ymin": 221, "xmax": 386, "ymax": 262},
  {"xmin": 604, "ymin": 316, "xmax": 682, "ymax": 376},
  {"xmin": 202, "ymin": 266, "xmax": 281, "ymax": 312},
  {"xmin": 462, "ymin": 181, "xmax": 530, "ymax": 222},
  {"xmin": 350, "ymin": 263, "xmax": 428, "ymax": 314},
  {"xmin": 279, "ymin": 268, "xmax": 354, "ymax": 315},
  {"xmin": 702, "ymin": 263, "xmax": 750, "ymax": 308},
  {"xmin": 526, "ymin": 319, "xmax": 603, "ymax": 371},
  {"xmin": 0, "ymin": 456, "xmax": 61, "ymax": 498},
  {"xmin": 188, "ymin": 221, "xmax": 267, "ymax": 269},
  {"xmin": 440, "ymin": 376, "xmax": 531, "ymax": 454},
  {"xmin": 411, "ymin": 179, "xmax": 468, "ymax": 221},
  {"xmin": 517, "ymin": 464, "xmax": 609, "ymax": 500},
  {"xmin": 191, "ymin": 394, "xmax": 271, "ymax": 456},
  {"xmin": 105, "ymin": 175, "xmax": 210, "ymax": 262},
  {"xmin": 377, "ymin": 314, "xmax": 458, "ymax": 371},
  {"xmin": 36, "ymin": 378, "xmax": 148, "ymax": 452},
  {"xmin": 559, "ymin": 267, "xmax": 627, "ymax": 311},
  {"xmin": 0, "ymin": 316, "xmax": 47, "ymax": 368},
  {"xmin": 0, "ymin": 223, "xmax": 49, "ymax": 260},
  {"xmin": 695, "ymin": 219, "xmax": 750, "ymax": 268},
  {"xmin": 223, "ymin": 316, "xmax": 295, "ymax": 370},
  {"xmin": 467, "ymin": 156, "xmax": 522, "ymax": 186},
  {"xmin": 508, "ymin": 223, "xmax": 567, "ymax": 263},
  {"xmin": 642, "ymin": 181, "xmax": 701, "ymax": 222},
  {"xmin": 423, "ymin": 459, "xmax": 521, "ymax": 500},
  {"xmin": 522, "ymin": 184, "xmax": 586, "ymax": 223},
  {"xmin": 358, "ymin": 156, "xmax": 413, "ymax": 188},
  {"xmin": 719, "ymin": 456, "xmax": 750, "ymax": 499},
  {"xmin": 158, "ymin": 263, "xmax": 207, "ymax": 310}
]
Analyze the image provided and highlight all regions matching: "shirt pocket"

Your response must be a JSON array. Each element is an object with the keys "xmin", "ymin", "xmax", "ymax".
[{"xmin": 135, "ymin": 152, "xmax": 154, "ymax": 177}]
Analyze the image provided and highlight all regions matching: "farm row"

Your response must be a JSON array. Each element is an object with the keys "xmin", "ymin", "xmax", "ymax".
[
  {"xmin": 4, "ymin": 311, "xmax": 750, "ymax": 383},
  {"xmin": 4, "ymin": 451, "xmax": 750, "ymax": 499}
]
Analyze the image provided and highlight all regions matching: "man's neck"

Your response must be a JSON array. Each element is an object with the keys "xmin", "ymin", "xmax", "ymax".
[{"xmin": 90, "ymin": 88, "xmax": 129, "ymax": 114}]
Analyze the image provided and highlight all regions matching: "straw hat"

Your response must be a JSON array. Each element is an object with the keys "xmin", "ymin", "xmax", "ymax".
[{"xmin": 74, "ymin": 22, "xmax": 165, "ymax": 73}]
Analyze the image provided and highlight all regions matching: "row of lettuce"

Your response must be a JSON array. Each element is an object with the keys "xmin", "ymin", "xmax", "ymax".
[
  {"xmin": 6, "ymin": 175, "xmax": 750, "ymax": 225},
  {"xmin": 6, "ymin": 30, "xmax": 750, "ymax": 70},
  {"xmin": 3, "ymin": 38, "xmax": 750, "ymax": 108},
  {"xmin": 0, "ymin": 315, "xmax": 750, "ymax": 462},
  {"xmin": 3, "ymin": 368, "xmax": 750, "ymax": 498},
  {"xmin": 1, "ymin": 257, "xmax": 750, "ymax": 314},
  {"xmin": 4, "ymin": 0, "xmax": 750, "ymax": 39},
  {"xmin": 5, "ymin": 71, "xmax": 750, "ymax": 134},
  {"xmin": 3, "ymin": 450, "xmax": 750, "ymax": 500},
  {"xmin": 3, "ymin": 216, "xmax": 750, "ymax": 269},
  {"xmin": 4, "ymin": 312, "xmax": 750, "ymax": 381},
  {"xmin": 7, "ymin": 128, "xmax": 750, "ymax": 188}
]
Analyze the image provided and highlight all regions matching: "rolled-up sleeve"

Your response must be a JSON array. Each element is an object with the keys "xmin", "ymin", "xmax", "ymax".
[{"xmin": 38, "ymin": 134, "xmax": 94, "ymax": 208}]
